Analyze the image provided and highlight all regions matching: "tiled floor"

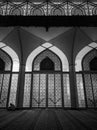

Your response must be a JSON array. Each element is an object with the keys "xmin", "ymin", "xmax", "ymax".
[{"xmin": 0, "ymin": 109, "xmax": 97, "ymax": 130}]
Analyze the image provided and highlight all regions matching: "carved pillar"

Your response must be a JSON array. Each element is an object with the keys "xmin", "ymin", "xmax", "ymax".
[
  {"xmin": 69, "ymin": 64, "xmax": 78, "ymax": 108},
  {"xmin": 16, "ymin": 64, "xmax": 25, "ymax": 108}
]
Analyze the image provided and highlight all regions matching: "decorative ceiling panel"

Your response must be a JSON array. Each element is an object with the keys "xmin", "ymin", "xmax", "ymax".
[{"xmin": 0, "ymin": 0, "xmax": 96, "ymax": 15}]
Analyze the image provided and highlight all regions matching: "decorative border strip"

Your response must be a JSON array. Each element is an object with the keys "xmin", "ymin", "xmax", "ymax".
[{"xmin": 0, "ymin": 1, "xmax": 97, "ymax": 16}]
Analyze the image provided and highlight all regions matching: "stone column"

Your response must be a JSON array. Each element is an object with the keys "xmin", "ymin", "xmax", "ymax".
[
  {"xmin": 16, "ymin": 64, "xmax": 25, "ymax": 108},
  {"xmin": 69, "ymin": 64, "xmax": 78, "ymax": 108}
]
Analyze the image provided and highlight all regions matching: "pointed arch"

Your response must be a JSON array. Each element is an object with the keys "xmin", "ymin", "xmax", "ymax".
[
  {"xmin": 82, "ymin": 48, "xmax": 97, "ymax": 108},
  {"xmin": 0, "ymin": 42, "xmax": 20, "ymax": 107},
  {"xmin": 75, "ymin": 42, "xmax": 97, "ymax": 108},
  {"xmin": 0, "ymin": 48, "xmax": 12, "ymax": 107},
  {"xmin": 24, "ymin": 43, "xmax": 70, "ymax": 108},
  {"xmin": 0, "ymin": 42, "xmax": 20, "ymax": 72},
  {"xmin": 26, "ymin": 42, "xmax": 69, "ymax": 72},
  {"xmin": 0, "ymin": 49, "xmax": 12, "ymax": 71},
  {"xmin": 32, "ymin": 49, "xmax": 62, "ymax": 71},
  {"xmin": 82, "ymin": 49, "xmax": 97, "ymax": 71},
  {"xmin": 75, "ymin": 42, "xmax": 97, "ymax": 71}
]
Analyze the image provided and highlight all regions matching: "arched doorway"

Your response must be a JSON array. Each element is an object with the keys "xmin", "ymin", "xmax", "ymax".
[
  {"xmin": 0, "ymin": 49, "xmax": 12, "ymax": 107},
  {"xmin": 24, "ymin": 43, "xmax": 71, "ymax": 108},
  {"xmin": 82, "ymin": 49, "xmax": 97, "ymax": 108},
  {"xmin": 75, "ymin": 42, "xmax": 97, "ymax": 108},
  {"xmin": 32, "ymin": 49, "xmax": 62, "ymax": 107},
  {"xmin": 0, "ymin": 42, "xmax": 20, "ymax": 108}
]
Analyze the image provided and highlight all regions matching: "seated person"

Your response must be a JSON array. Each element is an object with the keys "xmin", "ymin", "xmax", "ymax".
[{"xmin": 8, "ymin": 103, "xmax": 15, "ymax": 110}]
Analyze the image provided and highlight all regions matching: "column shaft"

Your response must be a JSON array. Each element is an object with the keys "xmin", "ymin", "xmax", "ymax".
[
  {"xmin": 69, "ymin": 64, "xmax": 78, "ymax": 108},
  {"xmin": 16, "ymin": 64, "xmax": 25, "ymax": 108}
]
